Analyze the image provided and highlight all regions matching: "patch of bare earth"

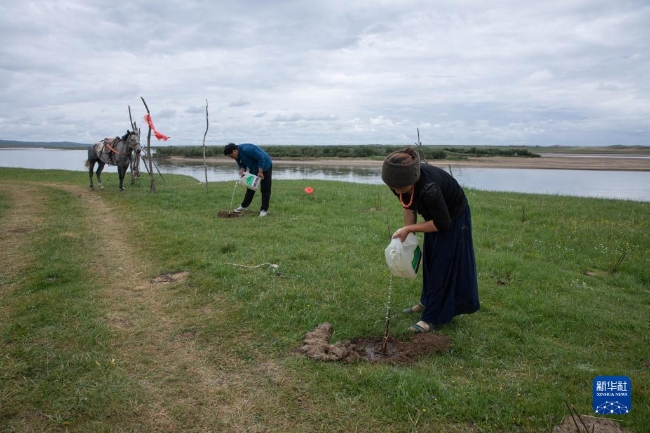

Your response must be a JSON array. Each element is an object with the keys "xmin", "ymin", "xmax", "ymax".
[
  {"xmin": 552, "ymin": 414, "xmax": 633, "ymax": 433},
  {"xmin": 6, "ymin": 183, "xmax": 290, "ymax": 431},
  {"xmin": 300, "ymin": 322, "xmax": 452, "ymax": 365}
]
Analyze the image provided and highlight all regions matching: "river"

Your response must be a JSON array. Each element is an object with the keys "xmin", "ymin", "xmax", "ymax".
[{"xmin": 1, "ymin": 148, "xmax": 649, "ymax": 202}]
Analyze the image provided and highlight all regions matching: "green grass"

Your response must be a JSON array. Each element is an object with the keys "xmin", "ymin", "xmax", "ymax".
[
  {"xmin": 0, "ymin": 181, "xmax": 140, "ymax": 431},
  {"xmin": 0, "ymin": 168, "xmax": 648, "ymax": 432}
]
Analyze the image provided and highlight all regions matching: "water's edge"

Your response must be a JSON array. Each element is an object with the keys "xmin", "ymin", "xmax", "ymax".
[{"xmin": 1, "ymin": 148, "xmax": 649, "ymax": 202}]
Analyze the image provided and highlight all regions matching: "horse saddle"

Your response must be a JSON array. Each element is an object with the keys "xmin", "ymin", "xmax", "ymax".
[{"xmin": 97, "ymin": 137, "xmax": 120, "ymax": 164}]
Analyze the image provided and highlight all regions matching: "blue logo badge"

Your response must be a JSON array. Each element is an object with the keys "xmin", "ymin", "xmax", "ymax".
[{"xmin": 593, "ymin": 376, "xmax": 631, "ymax": 415}]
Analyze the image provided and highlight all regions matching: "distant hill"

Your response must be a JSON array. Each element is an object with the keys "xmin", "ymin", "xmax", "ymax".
[{"xmin": 0, "ymin": 139, "xmax": 91, "ymax": 149}]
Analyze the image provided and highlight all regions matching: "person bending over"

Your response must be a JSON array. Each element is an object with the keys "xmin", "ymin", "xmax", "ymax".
[
  {"xmin": 382, "ymin": 148, "xmax": 479, "ymax": 332},
  {"xmin": 224, "ymin": 142, "xmax": 273, "ymax": 217}
]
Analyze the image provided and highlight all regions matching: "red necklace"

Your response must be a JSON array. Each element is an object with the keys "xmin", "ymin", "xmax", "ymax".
[{"xmin": 399, "ymin": 185, "xmax": 415, "ymax": 208}]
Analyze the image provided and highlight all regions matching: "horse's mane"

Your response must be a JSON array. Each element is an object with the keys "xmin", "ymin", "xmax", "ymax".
[{"xmin": 121, "ymin": 131, "xmax": 131, "ymax": 142}]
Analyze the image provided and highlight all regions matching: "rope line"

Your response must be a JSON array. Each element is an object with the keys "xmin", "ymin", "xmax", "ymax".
[
  {"xmin": 225, "ymin": 262, "xmax": 278, "ymax": 270},
  {"xmin": 224, "ymin": 262, "xmax": 299, "ymax": 278}
]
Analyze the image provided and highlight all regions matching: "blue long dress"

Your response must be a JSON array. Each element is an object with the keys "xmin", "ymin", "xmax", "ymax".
[{"xmin": 398, "ymin": 163, "xmax": 480, "ymax": 326}]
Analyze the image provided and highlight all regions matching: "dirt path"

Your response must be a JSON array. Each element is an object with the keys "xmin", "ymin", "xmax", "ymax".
[
  {"xmin": 0, "ymin": 184, "xmax": 48, "ymax": 303},
  {"xmin": 55, "ymin": 184, "xmax": 254, "ymax": 431},
  {"xmin": 1, "ymin": 182, "xmax": 269, "ymax": 431}
]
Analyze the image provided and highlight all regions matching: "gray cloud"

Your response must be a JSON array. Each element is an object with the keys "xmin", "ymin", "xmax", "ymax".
[
  {"xmin": 0, "ymin": 0, "xmax": 648, "ymax": 146},
  {"xmin": 229, "ymin": 99, "xmax": 251, "ymax": 107}
]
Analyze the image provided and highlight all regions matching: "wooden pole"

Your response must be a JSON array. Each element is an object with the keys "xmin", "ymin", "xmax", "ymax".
[
  {"xmin": 128, "ymin": 105, "xmax": 140, "ymax": 183},
  {"xmin": 128, "ymin": 105, "xmax": 137, "ymax": 131},
  {"xmin": 202, "ymin": 99, "xmax": 209, "ymax": 192},
  {"xmin": 415, "ymin": 128, "xmax": 426, "ymax": 163},
  {"xmin": 140, "ymin": 96, "xmax": 156, "ymax": 193}
]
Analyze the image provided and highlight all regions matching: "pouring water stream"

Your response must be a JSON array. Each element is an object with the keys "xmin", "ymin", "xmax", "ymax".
[
  {"xmin": 382, "ymin": 224, "xmax": 393, "ymax": 354},
  {"xmin": 382, "ymin": 273, "xmax": 393, "ymax": 354},
  {"xmin": 228, "ymin": 181, "xmax": 238, "ymax": 213}
]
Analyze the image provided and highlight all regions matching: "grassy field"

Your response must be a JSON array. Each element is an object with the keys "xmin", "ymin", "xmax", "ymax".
[{"xmin": 1, "ymin": 168, "xmax": 648, "ymax": 432}]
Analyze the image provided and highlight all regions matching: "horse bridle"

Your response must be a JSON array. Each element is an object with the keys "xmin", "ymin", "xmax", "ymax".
[{"xmin": 105, "ymin": 133, "xmax": 140, "ymax": 156}]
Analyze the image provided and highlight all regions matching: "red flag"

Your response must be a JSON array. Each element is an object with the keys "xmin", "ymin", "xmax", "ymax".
[{"xmin": 143, "ymin": 114, "xmax": 169, "ymax": 141}]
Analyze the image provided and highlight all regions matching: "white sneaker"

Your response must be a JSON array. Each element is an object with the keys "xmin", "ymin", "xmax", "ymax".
[
  {"xmin": 234, "ymin": 206, "xmax": 247, "ymax": 213},
  {"xmin": 259, "ymin": 210, "xmax": 268, "ymax": 217}
]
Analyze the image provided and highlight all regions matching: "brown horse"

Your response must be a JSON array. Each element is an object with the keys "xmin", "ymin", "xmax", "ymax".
[{"xmin": 85, "ymin": 130, "xmax": 141, "ymax": 190}]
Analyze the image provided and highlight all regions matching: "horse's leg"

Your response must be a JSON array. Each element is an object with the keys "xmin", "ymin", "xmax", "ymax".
[
  {"xmin": 118, "ymin": 165, "xmax": 126, "ymax": 191},
  {"xmin": 88, "ymin": 160, "xmax": 95, "ymax": 190},
  {"xmin": 96, "ymin": 162, "xmax": 105, "ymax": 190}
]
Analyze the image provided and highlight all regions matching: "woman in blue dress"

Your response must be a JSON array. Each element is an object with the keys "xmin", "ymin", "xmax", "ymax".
[{"xmin": 382, "ymin": 148, "xmax": 480, "ymax": 332}]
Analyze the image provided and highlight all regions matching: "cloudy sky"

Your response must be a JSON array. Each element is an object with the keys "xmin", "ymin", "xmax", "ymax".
[{"xmin": 0, "ymin": 0, "xmax": 648, "ymax": 147}]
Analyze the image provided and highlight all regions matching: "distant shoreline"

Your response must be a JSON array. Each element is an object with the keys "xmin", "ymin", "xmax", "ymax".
[
  {"xmin": 168, "ymin": 155, "xmax": 650, "ymax": 171},
  {"xmin": 2, "ymin": 145, "xmax": 648, "ymax": 171}
]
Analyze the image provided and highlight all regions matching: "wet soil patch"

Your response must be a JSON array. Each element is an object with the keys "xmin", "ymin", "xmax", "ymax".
[
  {"xmin": 8, "ymin": 227, "xmax": 33, "ymax": 234},
  {"xmin": 151, "ymin": 271, "xmax": 189, "ymax": 284},
  {"xmin": 584, "ymin": 268, "xmax": 609, "ymax": 277},
  {"xmin": 217, "ymin": 210, "xmax": 243, "ymax": 218},
  {"xmin": 300, "ymin": 323, "xmax": 452, "ymax": 365}
]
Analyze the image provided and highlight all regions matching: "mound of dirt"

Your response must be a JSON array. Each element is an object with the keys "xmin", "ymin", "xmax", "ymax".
[
  {"xmin": 300, "ymin": 322, "xmax": 452, "ymax": 365},
  {"xmin": 150, "ymin": 272, "xmax": 189, "ymax": 284},
  {"xmin": 217, "ymin": 210, "xmax": 243, "ymax": 218},
  {"xmin": 552, "ymin": 414, "xmax": 633, "ymax": 433},
  {"xmin": 300, "ymin": 323, "xmax": 354, "ymax": 361}
]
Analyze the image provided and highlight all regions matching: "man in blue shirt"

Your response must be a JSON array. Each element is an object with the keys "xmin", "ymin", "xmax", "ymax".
[{"xmin": 224, "ymin": 143, "xmax": 273, "ymax": 217}]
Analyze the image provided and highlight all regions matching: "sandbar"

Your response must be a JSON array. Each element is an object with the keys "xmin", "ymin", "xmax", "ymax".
[{"xmin": 169, "ymin": 155, "xmax": 650, "ymax": 171}]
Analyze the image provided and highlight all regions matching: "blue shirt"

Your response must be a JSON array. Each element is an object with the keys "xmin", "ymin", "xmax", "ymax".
[{"xmin": 235, "ymin": 143, "xmax": 272, "ymax": 174}]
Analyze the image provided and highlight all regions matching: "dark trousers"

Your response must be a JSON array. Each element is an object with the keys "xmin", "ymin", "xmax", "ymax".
[{"xmin": 241, "ymin": 166, "xmax": 272, "ymax": 211}]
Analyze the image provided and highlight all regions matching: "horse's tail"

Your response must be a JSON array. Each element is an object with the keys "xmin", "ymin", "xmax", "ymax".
[{"xmin": 84, "ymin": 159, "xmax": 89, "ymax": 168}]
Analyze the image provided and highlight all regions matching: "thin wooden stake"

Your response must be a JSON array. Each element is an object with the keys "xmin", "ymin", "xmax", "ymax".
[
  {"xmin": 128, "ymin": 105, "xmax": 137, "ymax": 132},
  {"xmin": 140, "ymin": 96, "xmax": 156, "ymax": 193},
  {"xmin": 414, "ymin": 128, "xmax": 426, "ymax": 163},
  {"xmin": 139, "ymin": 154, "xmax": 153, "ymax": 177},
  {"xmin": 382, "ymin": 222, "xmax": 392, "ymax": 354},
  {"xmin": 202, "ymin": 99, "xmax": 209, "ymax": 192},
  {"xmin": 128, "ymin": 105, "xmax": 140, "ymax": 183},
  {"xmin": 611, "ymin": 248, "xmax": 627, "ymax": 274},
  {"xmin": 565, "ymin": 402, "xmax": 593, "ymax": 433}
]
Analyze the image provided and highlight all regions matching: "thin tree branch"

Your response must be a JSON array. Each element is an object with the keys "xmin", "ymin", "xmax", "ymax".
[{"xmin": 202, "ymin": 99, "xmax": 209, "ymax": 191}]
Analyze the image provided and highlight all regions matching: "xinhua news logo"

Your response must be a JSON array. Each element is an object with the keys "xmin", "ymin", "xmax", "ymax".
[{"xmin": 592, "ymin": 376, "xmax": 631, "ymax": 415}]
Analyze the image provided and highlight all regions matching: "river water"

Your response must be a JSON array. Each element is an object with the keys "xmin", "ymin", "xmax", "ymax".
[{"xmin": 1, "ymin": 148, "xmax": 649, "ymax": 202}]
